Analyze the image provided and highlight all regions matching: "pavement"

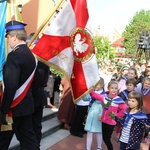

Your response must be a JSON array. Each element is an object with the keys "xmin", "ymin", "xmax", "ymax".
[
  {"xmin": 47, "ymin": 130, "xmax": 119, "ymax": 150},
  {"xmin": 47, "ymin": 130, "xmax": 149, "ymax": 150}
]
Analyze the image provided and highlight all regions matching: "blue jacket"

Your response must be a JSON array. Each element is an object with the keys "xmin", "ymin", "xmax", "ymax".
[{"xmin": 116, "ymin": 111, "xmax": 150, "ymax": 149}]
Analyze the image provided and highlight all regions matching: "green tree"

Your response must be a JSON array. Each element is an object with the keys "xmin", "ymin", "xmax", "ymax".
[
  {"xmin": 93, "ymin": 36, "xmax": 116, "ymax": 66},
  {"xmin": 50, "ymin": 66, "xmax": 64, "ymax": 78},
  {"xmin": 122, "ymin": 9, "xmax": 150, "ymax": 58}
]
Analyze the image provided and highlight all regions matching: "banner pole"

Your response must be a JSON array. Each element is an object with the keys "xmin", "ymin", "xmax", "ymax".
[{"xmin": 28, "ymin": 0, "xmax": 65, "ymax": 47}]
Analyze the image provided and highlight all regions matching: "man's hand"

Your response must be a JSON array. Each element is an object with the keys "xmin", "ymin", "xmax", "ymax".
[{"xmin": 0, "ymin": 112, "xmax": 8, "ymax": 125}]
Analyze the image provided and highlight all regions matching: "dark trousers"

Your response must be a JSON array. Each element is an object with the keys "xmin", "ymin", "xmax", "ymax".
[
  {"xmin": 0, "ymin": 130, "xmax": 14, "ymax": 150},
  {"xmin": 0, "ymin": 115, "xmax": 39, "ymax": 150},
  {"xmin": 102, "ymin": 122, "xmax": 115, "ymax": 150},
  {"xmin": 70, "ymin": 105, "xmax": 88, "ymax": 136},
  {"xmin": 50, "ymin": 91, "xmax": 55, "ymax": 105},
  {"xmin": 13, "ymin": 115, "xmax": 39, "ymax": 150},
  {"xmin": 120, "ymin": 141, "xmax": 128, "ymax": 150},
  {"xmin": 120, "ymin": 141, "xmax": 140, "ymax": 150},
  {"xmin": 32, "ymin": 106, "xmax": 43, "ymax": 145}
]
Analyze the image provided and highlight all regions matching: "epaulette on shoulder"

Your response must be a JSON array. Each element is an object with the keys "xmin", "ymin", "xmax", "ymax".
[{"xmin": 13, "ymin": 46, "xmax": 19, "ymax": 51}]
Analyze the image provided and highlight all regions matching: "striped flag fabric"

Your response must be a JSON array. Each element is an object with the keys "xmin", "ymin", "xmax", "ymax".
[{"xmin": 32, "ymin": 0, "xmax": 100, "ymax": 103}]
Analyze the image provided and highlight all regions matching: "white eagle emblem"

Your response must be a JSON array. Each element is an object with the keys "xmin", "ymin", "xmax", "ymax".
[{"xmin": 73, "ymin": 33, "xmax": 88, "ymax": 56}]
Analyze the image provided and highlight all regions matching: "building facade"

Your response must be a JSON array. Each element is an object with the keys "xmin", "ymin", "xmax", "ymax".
[{"xmin": 17, "ymin": 0, "xmax": 55, "ymax": 35}]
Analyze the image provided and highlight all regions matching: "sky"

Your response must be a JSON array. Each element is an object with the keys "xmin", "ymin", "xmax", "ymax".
[{"xmin": 87, "ymin": 0, "xmax": 150, "ymax": 34}]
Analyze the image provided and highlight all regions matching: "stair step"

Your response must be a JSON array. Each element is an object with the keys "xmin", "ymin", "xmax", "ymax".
[
  {"xmin": 42, "ymin": 117, "xmax": 63, "ymax": 138},
  {"xmin": 40, "ymin": 129, "xmax": 70, "ymax": 150},
  {"xmin": 9, "ymin": 108, "xmax": 62, "ymax": 150},
  {"xmin": 42, "ymin": 108, "xmax": 59, "ymax": 121}
]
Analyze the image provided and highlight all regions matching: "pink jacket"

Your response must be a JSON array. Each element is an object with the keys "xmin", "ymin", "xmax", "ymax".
[{"xmin": 90, "ymin": 91, "xmax": 128, "ymax": 125}]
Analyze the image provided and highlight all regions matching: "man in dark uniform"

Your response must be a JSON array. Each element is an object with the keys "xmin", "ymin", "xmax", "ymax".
[
  {"xmin": 31, "ymin": 60, "xmax": 49, "ymax": 146},
  {"xmin": 27, "ymin": 33, "xmax": 50, "ymax": 146},
  {"xmin": 0, "ymin": 20, "xmax": 39, "ymax": 150}
]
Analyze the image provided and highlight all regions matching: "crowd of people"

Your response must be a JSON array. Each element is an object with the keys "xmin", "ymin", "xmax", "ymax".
[
  {"xmin": 83, "ymin": 61, "xmax": 150, "ymax": 150},
  {"xmin": 55, "ymin": 59, "xmax": 150, "ymax": 150}
]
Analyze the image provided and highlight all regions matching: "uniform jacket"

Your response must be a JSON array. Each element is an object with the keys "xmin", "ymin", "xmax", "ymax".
[
  {"xmin": 31, "ymin": 61, "xmax": 49, "ymax": 107},
  {"xmin": 1, "ymin": 44, "xmax": 36, "ymax": 117}
]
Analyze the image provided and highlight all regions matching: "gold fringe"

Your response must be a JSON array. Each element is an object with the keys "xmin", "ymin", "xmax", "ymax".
[{"xmin": 1, "ymin": 115, "xmax": 13, "ymax": 131}]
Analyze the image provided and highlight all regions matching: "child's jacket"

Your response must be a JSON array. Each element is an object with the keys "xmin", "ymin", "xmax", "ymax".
[
  {"xmin": 90, "ymin": 91, "xmax": 127, "ymax": 125},
  {"xmin": 116, "ymin": 111, "xmax": 150, "ymax": 149}
]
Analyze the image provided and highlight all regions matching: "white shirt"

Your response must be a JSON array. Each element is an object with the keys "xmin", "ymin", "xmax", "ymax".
[{"xmin": 120, "ymin": 114, "xmax": 134, "ymax": 143}]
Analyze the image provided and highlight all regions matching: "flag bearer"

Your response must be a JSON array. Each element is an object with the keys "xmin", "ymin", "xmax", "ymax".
[{"xmin": 0, "ymin": 20, "xmax": 39, "ymax": 150}]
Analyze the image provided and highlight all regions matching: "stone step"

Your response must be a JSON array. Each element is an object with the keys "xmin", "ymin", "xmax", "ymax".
[
  {"xmin": 40, "ymin": 129, "xmax": 70, "ymax": 150},
  {"xmin": 42, "ymin": 107, "xmax": 59, "ymax": 121},
  {"xmin": 9, "ymin": 108, "xmax": 63, "ymax": 150}
]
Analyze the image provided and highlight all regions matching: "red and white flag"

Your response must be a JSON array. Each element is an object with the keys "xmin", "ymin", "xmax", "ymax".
[{"xmin": 32, "ymin": 0, "xmax": 100, "ymax": 103}]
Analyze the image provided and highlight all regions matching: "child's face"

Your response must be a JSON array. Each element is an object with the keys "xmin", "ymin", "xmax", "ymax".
[
  {"xmin": 126, "ymin": 83, "xmax": 135, "ymax": 91},
  {"xmin": 128, "ymin": 98, "xmax": 138, "ymax": 109},
  {"xmin": 95, "ymin": 83, "xmax": 103, "ymax": 91},
  {"xmin": 127, "ymin": 70, "xmax": 136, "ymax": 79},
  {"xmin": 108, "ymin": 83, "xmax": 118, "ymax": 94},
  {"xmin": 143, "ymin": 80, "xmax": 150, "ymax": 89},
  {"xmin": 146, "ymin": 71, "xmax": 150, "ymax": 77}
]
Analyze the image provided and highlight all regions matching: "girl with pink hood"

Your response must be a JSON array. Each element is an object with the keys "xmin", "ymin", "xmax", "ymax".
[{"xmin": 90, "ymin": 81, "xmax": 127, "ymax": 150}]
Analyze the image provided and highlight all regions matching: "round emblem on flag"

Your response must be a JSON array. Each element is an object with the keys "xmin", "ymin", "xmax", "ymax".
[{"xmin": 70, "ymin": 28, "xmax": 94, "ymax": 62}]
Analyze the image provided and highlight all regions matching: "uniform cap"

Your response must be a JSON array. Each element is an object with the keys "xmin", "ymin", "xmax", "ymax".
[{"xmin": 5, "ymin": 20, "xmax": 27, "ymax": 32}]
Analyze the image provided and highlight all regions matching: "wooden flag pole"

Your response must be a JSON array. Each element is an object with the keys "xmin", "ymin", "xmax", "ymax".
[{"xmin": 28, "ymin": 0, "xmax": 66, "ymax": 47}]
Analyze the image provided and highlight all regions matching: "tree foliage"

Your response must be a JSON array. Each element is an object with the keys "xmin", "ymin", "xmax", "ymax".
[
  {"xmin": 50, "ymin": 66, "xmax": 64, "ymax": 78},
  {"xmin": 122, "ymin": 9, "xmax": 150, "ymax": 56},
  {"xmin": 93, "ymin": 36, "xmax": 116, "ymax": 66}
]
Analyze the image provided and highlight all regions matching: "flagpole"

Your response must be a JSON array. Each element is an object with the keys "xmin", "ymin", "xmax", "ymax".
[{"xmin": 28, "ymin": 0, "xmax": 66, "ymax": 47}]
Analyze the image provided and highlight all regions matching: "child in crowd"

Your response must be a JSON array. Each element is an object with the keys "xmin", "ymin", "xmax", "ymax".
[
  {"xmin": 84, "ymin": 78, "xmax": 105, "ymax": 150},
  {"xmin": 136, "ymin": 77, "xmax": 150, "ymax": 141},
  {"xmin": 118, "ymin": 68, "xmax": 137, "ymax": 93},
  {"xmin": 136, "ymin": 77, "xmax": 150, "ymax": 120},
  {"xmin": 142, "ymin": 77, "xmax": 150, "ymax": 121},
  {"xmin": 90, "ymin": 81, "xmax": 127, "ymax": 150},
  {"xmin": 115, "ymin": 91, "xmax": 150, "ymax": 150},
  {"xmin": 138, "ymin": 65, "xmax": 150, "ymax": 83},
  {"xmin": 119, "ymin": 78, "xmax": 137, "ymax": 102},
  {"xmin": 116, "ymin": 66, "xmax": 129, "ymax": 80},
  {"xmin": 115, "ymin": 78, "xmax": 137, "ymax": 141},
  {"xmin": 117, "ymin": 66, "xmax": 129, "ymax": 91}
]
